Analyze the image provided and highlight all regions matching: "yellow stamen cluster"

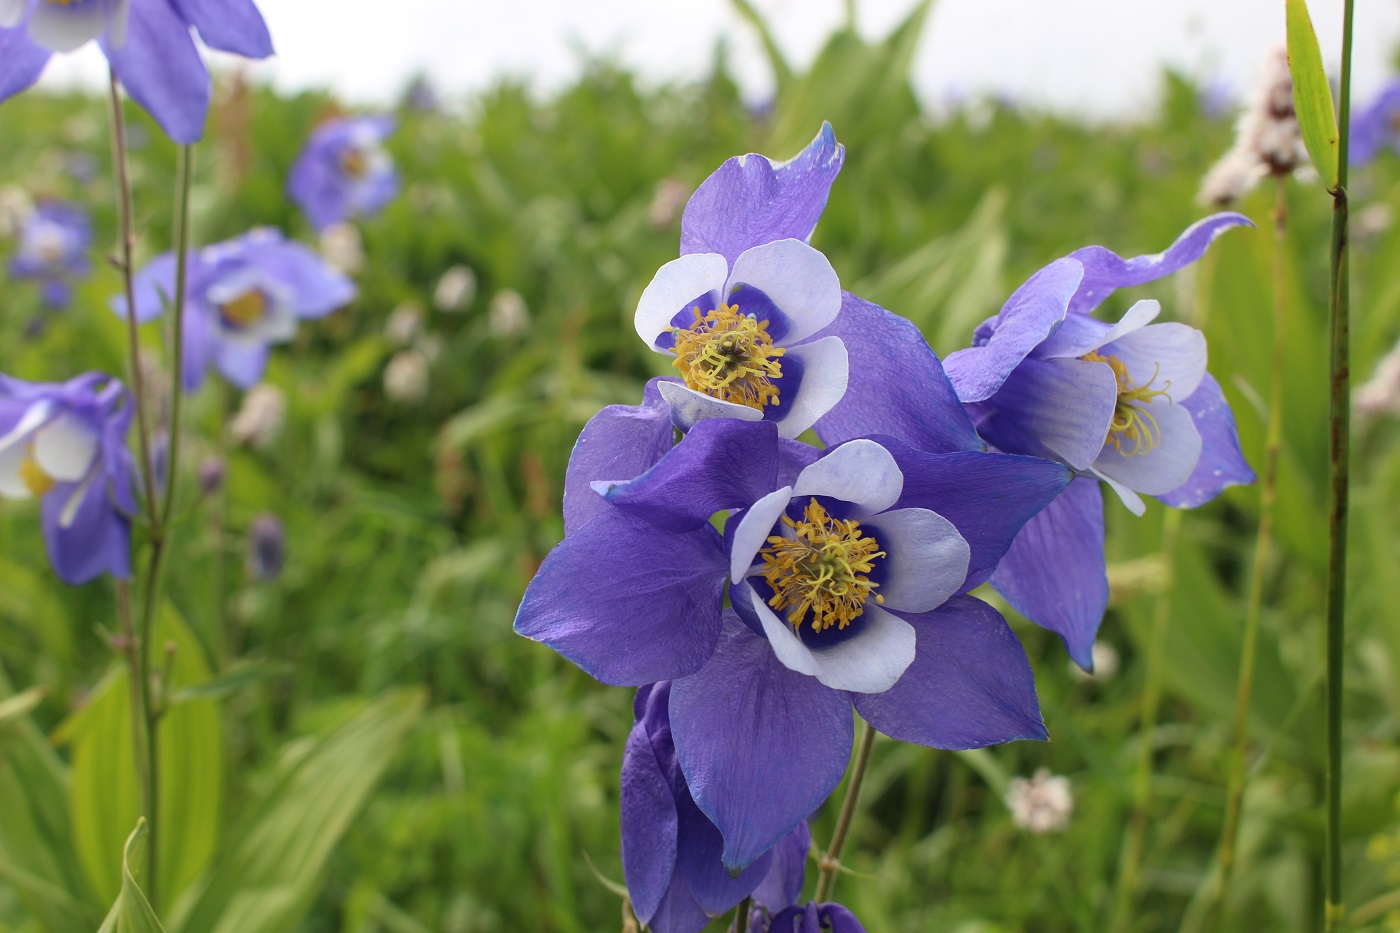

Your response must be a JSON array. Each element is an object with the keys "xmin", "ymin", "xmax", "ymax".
[
  {"xmin": 339, "ymin": 148, "xmax": 370, "ymax": 179},
  {"xmin": 45, "ymin": 0, "xmax": 80, "ymax": 6},
  {"xmin": 1082, "ymin": 350, "xmax": 1173, "ymax": 456},
  {"xmin": 667, "ymin": 304, "xmax": 785, "ymax": 411},
  {"xmin": 20, "ymin": 445, "xmax": 54, "ymax": 497},
  {"xmin": 759, "ymin": 498, "xmax": 886, "ymax": 634},
  {"xmin": 220, "ymin": 290, "xmax": 268, "ymax": 329}
]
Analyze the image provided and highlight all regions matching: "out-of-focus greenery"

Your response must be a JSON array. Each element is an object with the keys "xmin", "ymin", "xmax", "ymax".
[{"xmin": 0, "ymin": 4, "xmax": 1399, "ymax": 931}]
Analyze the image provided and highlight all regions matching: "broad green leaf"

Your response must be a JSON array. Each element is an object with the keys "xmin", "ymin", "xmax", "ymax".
[
  {"xmin": 1285, "ymin": 0, "xmax": 1339, "ymax": 186},
  {"xmin": 167, "ymin": 688, "xmax": 425, "ymax": 933},
  {"xmin": 96, "ymin": 821, "xmax": 165, "ymax": 933},
  {"xmin": 169, "ymin": 661, "xmax": 291, "ymax": 704},
  {"xmin": 56, "ymin": 604, "xmax": 224, "ymax": 910}
]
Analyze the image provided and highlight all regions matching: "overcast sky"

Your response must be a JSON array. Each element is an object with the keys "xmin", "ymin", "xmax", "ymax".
[{"xmin": 33, "ymin": 0, "xmax": 1400, "ymax": 117}]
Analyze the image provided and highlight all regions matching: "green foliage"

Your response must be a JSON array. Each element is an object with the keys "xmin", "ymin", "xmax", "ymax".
[
  {"xmin": 95, "ymin": 822, "xmax": 165, "ymax": 933},
  {"xmin": 1286, "ymin": 0, "xmax": 1341, "ymax": 186}
]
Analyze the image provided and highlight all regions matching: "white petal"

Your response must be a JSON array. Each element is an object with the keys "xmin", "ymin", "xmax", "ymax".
[
  {"xmin": 1092, "ymin": 468, "xmax": 1147, "ymax": 516},
  {"xmin": 655, "ymin": 380, "xmax": 763, "ymax": 434},
  {"xmin": 58, "ymin": 467, "xmax": 100, "ymax": 529},
  {"xmin": 771, "ymin": 336, "xmax": 847, "ymax": 440},
  {"xmin": 793, "ymin": 439, "xmax": 902, "ymax": 515},
  {"xmin": 32, "ymin": 414, "xmax": 98, "ymax": 482},
  {"xmin": 0, "ymin": 0, "xmax": 26, "ymax": 29},
  {"xmin": 1093, "ymin": 398, "xmax": 1202, "ymax": 496},
  {"xmin": 726, "ymin": 239, "xmax": 841, "ymax": 345},
  {"xmin": 0, "ymin": 399, "xmax": 53, "ymax": 456},
  {"xmin": 28, "ymin": 0, "xmax": 107, "ymax": 53},
  {"xmin": 634, "ymin": 253, "xmax": 729, "ymax": 351},
  {"xmin": 1088, "ymin": 299, "xmax": 1161, "ymax": 351},
  {"xmin": 1104, "ymin": 322, "xmax": 1208, "ymax": 403},
  {"xmin": 0, "ymin": 443, "xmax": 33, "ymax": 499},
  {"xmin": 866, "ymin": 508, "xmax": 970, "ymax": 612},
  {"xmin": 729, "ymin": 486, "xmax": 795, "ymax": 583},
  {"xmin": 753, "ymin": 590, "xmax": 915, "ymax": 694}
]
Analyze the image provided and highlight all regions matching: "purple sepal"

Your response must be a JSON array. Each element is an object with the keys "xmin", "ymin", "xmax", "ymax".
[
  {"xmin": 621, "ymin": 695, "xmax": 680, "ymax": 923},
  {"xmin": 562, "ymin": 379, "xmax": 676, "ymax": 535},
  {"xmin": 0, "ymin": 27, "xmax": 51, "ymax": 102},
  {"xmin": 171, "ymin": 0, "xmax": 273, "ymax": 58},
  {"xmin": 1065, "ymin": 213, "xmax": 1253, "ymax": 316},
  {"xmin": 750, "ymin": 822, "xmax": 810, "ymax": 912},
  {"xmin": 990, "ymin": 476, "xmax": 1106, "ymax": 670},
  {"xmin": 214, "ymin": 340, "xmax": 270, "ymax": 390},
  {"xmin": 875, "ymin": 437, "xmax": 1072, "ymax": 593},
  {"xmin": 675, "ymin": 789, "xmax": 773, "ymax": 914},
  {"xmin": 252, "ymin": 237, "xmax": 355, "ymax": 316},
  {"xmin": 680, "ymin": 123, "xmax": 845, "ymax": 266},
  {"xmin": 777, "ymin": 438, "xmax": 821, "ymax": 487},
  {"xmin": 853, "ymin": 596, "xmax": 1045, "ymax": 748},
  {"xmin": 595, "ymin": 418, "xmax": 779, "ymax": 533},
  {"xmin": 670, "ymin": 613, "xmax": 853, "ymax": 874},
  {"xmin": 814, "ymin": 292, "xmax": 981, "ymax": 454},
  {"xmin": 767, "ymin": 903, "xmax": 868, "ymax": 933},
  {"xmin": 514, "ymin": 510, "xmax": 726, "ymax": 686},
  {"xmin": 103, "ymin": 0, "xmax": 211, "ymax": 144},
  {"xmin": 1351, "ymin": 80, "xmax": 1400, "ymax": 166},
  {"xmin": 943, "ymin": 258, "xmax": 1083, "ymax": 403},
  {"xmin": 650, "ymin": 883, "xmax": 709, "ymax": 933},
  {"xmin": 1157, "ymin": 373, "xmax": 1256, "ymax": 508}
]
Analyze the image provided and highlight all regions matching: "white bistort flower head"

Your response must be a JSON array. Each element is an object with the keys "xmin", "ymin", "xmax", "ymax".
[{"xmin": 1006, "ymin": 768, "xmax": 1074, "ymax": 834}]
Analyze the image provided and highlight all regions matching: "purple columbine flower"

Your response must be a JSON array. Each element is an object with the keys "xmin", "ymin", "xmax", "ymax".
[
  {"xmin": 623, "ymin": 681, "xmax": 812, "ymax": 933},
  {"xmin": 935, "ymin": 214, "xmax": 1257, "ymax": 668},
  {"xmin": 517, "ymin": 418, "xmax": 1067, "ymax": 871},
  {"xmin": 0, "ymin": 372, "xmax": 135, "ymax": 583},
  {"xmin": 1350, "ymin": 79, "xmax": 1400, "ymax": 167},
  {"xmin": 118, "ymin": 227, "xmax": 356, "ymax": 390},
  {"xmin": 286, "ymin": 115, "xmax": 399, "ymax": 233},
  {"xmin": 0, "ymin": 0, "xmax": 273, "ymax": 144},
  {"xmin": 9, "ymin": 198, "xmax": 91, "ymax": 308}
]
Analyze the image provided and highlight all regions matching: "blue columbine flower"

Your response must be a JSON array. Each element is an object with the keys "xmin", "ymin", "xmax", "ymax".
[
  {"xmin": 0, "ymin": 0, "xmax": 273, "ymax": 144},
  {"xmin": 0, "ymin": 372, "xmax": 135, "ymax": 583},
  {"xmin": 286, "ymin": 115, "xmax": 399, "ymax": 232},
  {"xmin": 119, "ymin": 227, "xmax": 356, "ymax": 390},
  {"xmin": 9, "ymin": 198, "xmax": 91, "ymax": 308},
  {"xmin": 1350, "ymin": 78, "xmax": 1400, "ymax": 167},
  {"xmin": 937, "ymin": 213, "xmax": 1256, "ymax": 668},
  {"xmin": 517, "ymin": 418, "xmax": 1067, "ymax": 871},
  {"xmin": 623, "ymin": 681, "xmax": 812, "ymax": 933}
]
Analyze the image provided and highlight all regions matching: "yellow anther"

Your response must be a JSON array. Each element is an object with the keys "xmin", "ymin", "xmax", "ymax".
[
  {"xmin": 220, "ymin": 290, "xmax": 268, "ymax": 329},
  {"xmin": 19, "ymin": 446, "xmax": 55, "ymax": 497},
  {"xmin": 1082, "ymin": 350, "xmax": 1173, "ymax": 456},
  {"xmin": 339, "ymin": 148, "xmax": 370, "ymax": 179},
  {"xmin": 759, "ymin": 498, "xmax": 886, "ymax": 635},
  {"xmin": 667, "ymin": 304, "xmax": 785, "ymax": 411}
]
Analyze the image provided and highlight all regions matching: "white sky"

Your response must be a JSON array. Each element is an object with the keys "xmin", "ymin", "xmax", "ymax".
[{"xmin": 33, "ymin": 0, "xmax": 1400, "ymax": 118}]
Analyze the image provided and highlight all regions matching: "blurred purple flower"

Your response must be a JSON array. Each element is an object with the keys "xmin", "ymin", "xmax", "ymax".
[
  {"xmin": 9, "ymin": 199, "xmax": 91, "ymax": 308},
  {"xmin": 287, "ymin": 115, "xmax": 398, "ymax": 232},
  {"xmin": 1351, "ymin": 79, "xmax": 1400, "ymax": 167},
  {"xmin": 0, "ymin": 371, "xmax": 135, "ymax": 583},
  {"xmin": 247, "ymin": 513, "xmax": 283, "ymax": 580},
  {"xmin": 118, "ymin": 227, "xmax": 356, "ymax": 390},
  {"xmin": 0, "ymin": 0, "xmax": 273, "ymax": 144}
]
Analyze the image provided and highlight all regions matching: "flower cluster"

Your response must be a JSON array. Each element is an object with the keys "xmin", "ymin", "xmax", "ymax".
[{"xmin": 515, "ymin": 123, "xmax": 1253, "ymax": 919}]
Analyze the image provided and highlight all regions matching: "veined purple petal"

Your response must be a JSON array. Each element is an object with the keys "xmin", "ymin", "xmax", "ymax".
[
  {"xmin": 514, "ymin": 510, "xmax": 727, "ymax": 686},
  {"xmin": 649, "ymin": 881, "xmax": 709, "ymax": 933},
  {"xmin": 674, "ymin": 792, "xmax": 773, "ymax": 915},
  {"xmin": 170, "ymin": 0, "xmax": 272, "ymax": 57},
  {"xmin": 670, "ymin": 614, "xmax": 853, "ymax": 874},
  {"xmin": 853, "ymin": 596, "xmax": 1045, "ymax": 748},
  {"xmin": 943, "ymin": 258, "xmax": 1083, "ymax": 403},
  {"xmin": 974, "ymin": 356, "xmax": 1118, "ymax": 469},
  {"xmin": 1065, "ymin": 213, "xmax": 1254, "ymax": 315},
  {"xmin": 1157, "ymin": 373, "xmax": 1255, "ymax": 508},
  {"xmin": 0, "ymin": 27, "xmax": 51, "ymax": 102},
  {"xmin": 621, "ymin": 717, "xmax": 679, "ymax": 925},
  {"xmin": 595, "ymin": 418, "xmax": 780, "ymax": 533},
  {"xmin": 814, "ymin": 292, "xmax": 981, "ymax": 454},
  {"xmin": 990, "ymin": 476, "xmax": 1106, "ymax": 670},
  {"xmin": 877, "ymin": 438, "xmax": 1073, "ymax": 593},
  {"xmin": 750, "ymin": 822, "xmax": 810, "ymax": 912},
  {"xmin": 1091, "ymin": 397, "xmax": 1201, "ymax": 495},
  {"xmin": 776, "ymin": 437, "xmax": 821, "ymax": 487},
  {"xmin": 103, "ymin": 0, "xmax": 211, "ymax": 143},
  {"xmin": 680, "ymin": 122, "xmax": 845, "ymax": 266},
  {"xmin": 563, "ymin": 379, "xmax": 675, "ymax": 535}
]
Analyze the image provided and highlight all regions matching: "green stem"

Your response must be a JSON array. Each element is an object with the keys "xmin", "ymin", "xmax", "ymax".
[
  {"xmin": 1204, "ymin": 175, "xmax": 1290, "ymax": 933},
  {"xmin": 1324, "ymin": 2, "xmax": 1354, "ymax": 929},
  {"xmin": 734, "ymin": 896, "xmax": 752, "ymax": 933},
  {"xmin": 161, "ymin": 145, "xmax": 194, "ymax": 532},
  {"xmin": 814, "ymin": 720, "xmax": 876, "ymax": 903},
  {"xmin": 1109, "ymin": 508, "xmax": 1182, "ymax": 933}
]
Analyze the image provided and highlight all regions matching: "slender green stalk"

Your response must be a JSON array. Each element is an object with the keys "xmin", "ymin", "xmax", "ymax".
[
  {"xmin": 814, "ymin": 720, "xmax": 877, "ymax": 903},
  {"xmin": 734, "ymin": 896, "xmax": 753, "ymax": 933},
  {"xmin": 1203, "ymin": 176, "xmax": 1290, "ymax": 933},
  {"xmin": 161, "ymin": 145, "xmax": 195, "ymax": 530},
  {"xmin": 1109, "ymin": 508, "xmax": 1182, "ymax": 933},
  {"xmin": 115, "ymin": 581, "xmax": 150, "ymax": 818},
  {"xmin": 1324, "ymin": 3, "xmax": 1355, "ymax": 929}
]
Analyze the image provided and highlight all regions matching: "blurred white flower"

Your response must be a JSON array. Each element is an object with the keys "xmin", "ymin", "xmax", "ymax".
[
  {"xmin": 433, "ymin": 264, "xmax": 477, "ymax": 312},
  {"xmin": 318, "ymin": 221, "xmax": 364, "ymax": 275},
  {"xmin": 417, "ymin": 333, "xmax": 444, "ymax": 364},
  {"xmin": 384, "ymin": 350, "xmax": 430, "ymax": 403},
  {"xmin": 228, "ymin": 384, "xmax": 287, "ymax": 449},
  {"xmin": 1200, "ymin": 46, "xmax": 1309, "ymax": 206},
  {"xmin": 1068, "ymin": 641, "xmax": 1121, "ymax": 682},
  {"xmin": 0, "ymin": 186, "xmax": 34, "ymax": 239},
  {"xmin": 488, "ymin": 288, "xmax": 529, "ymax": 338},
  {"xmin": 1005, "ymin": 768, "xmax": 1073, "ymax": 834},
  {"xmin": 1356, "ymin": 336, "xmax": 1400, "ymax": 423},
  {"xmin": 384, "ymin": 301, "xmax": 424, "ymax": 347},
  {"xmin": 648, "ymin": 177, "xmax": 690, "ymax": 230}
]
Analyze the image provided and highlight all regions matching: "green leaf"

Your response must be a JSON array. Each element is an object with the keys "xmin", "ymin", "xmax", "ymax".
[
  {"xmin": 0, "ymin": 686, "xmax": 45, "ymax": 730},
  {"xmin": 96, "ymin": 821, "xmax": 166, "ymax": 933},
  {"xmin": 1285, "ymin": 0, "xmax": 1339, "ymax": 186},
  {"xmin": 167, "ymin": 688, "xmax": 425, "ymax": 933},
  {"xmin": 168, "ymin": 661, "xmax": 291, "ymax": 704}
]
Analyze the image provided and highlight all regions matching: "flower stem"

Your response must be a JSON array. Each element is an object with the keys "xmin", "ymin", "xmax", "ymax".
[
  {"xmin": 814, "ymin": 719, "xmax": 876, "ymax": 903},
  {"xmin": 1203, "ymin": 175, "xmax": 1290, "ymax": 933},
  {"xmin": 1325, "ymin": 2, "xmax": 1355, "ymax": 929},
  {"xmin": 734, "ymin": 896, "xmax": 752, "ymax": 933},
  {"xmin": 161, "ymin": 145, "xmax": 194, "ymax": 532},
  {"xmin": 1109, "ymin": 507, "xmax": 1182, "ymax": 933}
]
